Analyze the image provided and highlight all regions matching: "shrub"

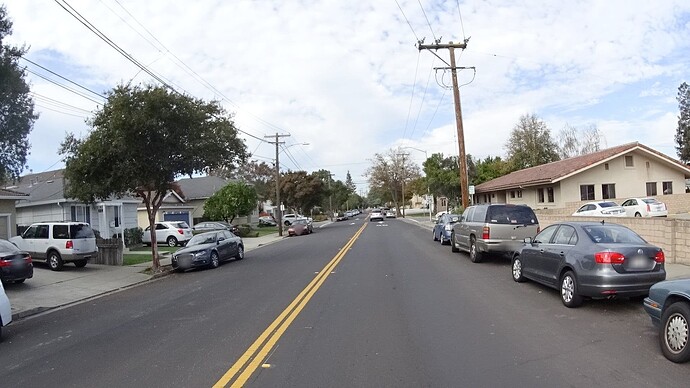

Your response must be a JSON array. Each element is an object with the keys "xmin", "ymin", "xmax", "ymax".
[{"xmin": 124, "ymin": 227, "xmax": 144, "ymax": 247}]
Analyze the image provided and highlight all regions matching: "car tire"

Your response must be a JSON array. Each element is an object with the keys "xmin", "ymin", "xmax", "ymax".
[
  {"xmin": 284, "ymin": 220, "xmax": 291, "ymax": 226},
  {"xmin": 469, "ymin": 237, "xmax": 482, "ymax": 263},
  {"xmin": 14, "ymin": 279, "xmax": 26, "ymax": 284},
  {"xmin": 74, "ymin": 259, "xmax": 88, "ymax": 268},
  {"xmin": 209, "ymin": 251, "xmax": 220, "ymax": 269},
  {"xmin": 236, "ymin": 245, "xmax": 245, "ymax": 260},
  {"xmin": 635, "ymin": 212, "xmax": 642, "ymax": 217},
  {"xmin": 48, "ymin": 250, "xmax": 64, "ymax": 271},
  {"xmin": 560, "ymin": 271, "xmax": 583, "ymax": 308},
  {"xmin": 166, "ymin": 236, "xmax": 178, "ymax": 247},
  {"xmin": 433, "ymin": 230, "xmax": 438, "ymax": 241},
  {"xmin": 512, "ymin": 255, "xmax": 526, "ymax": 283},
  {"xmin": 659, "ymin": 301, "xmax": 690, "ymax": 363},
  {"xmin": 451, "ymin": 231, "xmax": 460, "ymax": 253}
]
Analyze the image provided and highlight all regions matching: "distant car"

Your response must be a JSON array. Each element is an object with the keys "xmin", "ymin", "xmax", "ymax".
[
  {"xmin": 621, "ymin": 197, "xmax": 668, "ymax": 217},
  {"xmin": 433, "ymin": 214, "xmax": 461, "ymax": 245},
  {"xmin": 192, "ymin": 221, "xmax": 239, "ymax": 235},
  {"xmin": 171, "ymin": 230, "xmax": 244, "ymax": 271},
  {"xmin": 644, "ymin": 278, "xmax": 690, "ymax": 363},
  {"xmin": 512, "ymin": 221, "xmax": 666, "ymax": 307},
  {"xmin": 10, "ymin": 221, "xmax": 97, "ymax": 271},
  {"xmin": 0, "ymin": 281, "xmax": 11, "ymax": 340},
  {"xmin": 288, "ymin": 218, "xmax": 312, "ymax": 236},
  {"xmin": 142, "ymin": 221, "xmax": 193, "ymax": 247},
  {"xmin": 283, "ymin": 213, "xmax": 312, "ymax": 226},
  {"xmin": 0, "ymin": 239, "xmax": 33, "ymax": 284},
  {"xmin": 258, "ymin": 216, "xmax": 277, "ymax": 227},
  {"xmin": 572, "ymin": 201, "xmax": 626, "ymax": 217},
  {"xmin": 335, "ymin": 213, "xmax": 349, "ymax": 222},
  {"xmin": 385, "ymin": 210, "xmax": 396, "ymax": 218},
  {"xmin": 370, "ymin": 209, "xmax": 384, "ymax": 222}
]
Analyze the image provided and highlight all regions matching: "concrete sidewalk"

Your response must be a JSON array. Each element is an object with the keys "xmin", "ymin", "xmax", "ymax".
[
  {"xmin": 398, "ymin": 216, "xmax": 690, "ymax": 280},
  {"xmin": 5, "ymin": 233, "xmax": 286, "ymax": 320}
]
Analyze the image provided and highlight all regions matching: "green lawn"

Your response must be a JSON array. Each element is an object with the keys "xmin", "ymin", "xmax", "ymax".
[
  {"xmin": 123, "ymin": 254, "xmax": 152, "ymax": 266},
  {"xmin": 252, "ymin": 226, "xmax": 278, "ymax": 237},
  {"xmin": 129, "ymin": 246, "xmax": 177, "ymax": 253}
]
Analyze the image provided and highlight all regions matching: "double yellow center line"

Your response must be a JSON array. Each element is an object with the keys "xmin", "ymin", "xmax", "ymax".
[{"xmin": 213, "ymin": 222, "xmax": 368, "ymax": 387}]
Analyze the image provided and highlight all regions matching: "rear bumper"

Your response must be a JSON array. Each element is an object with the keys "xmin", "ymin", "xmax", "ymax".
[
  {"xmin": 62, "ymin": 252, "xmax": 95, "ymax": 262},
  {"xmin": 476, "ymin": 240, "xmax": 523, "ymax": 257},
  {"xmin": 578, "ymin": 271, "xmax": 666, "ymax": 298},
  {"xmin": 0, "ymin": 264, "xmax": 34, "ymax": 282}
]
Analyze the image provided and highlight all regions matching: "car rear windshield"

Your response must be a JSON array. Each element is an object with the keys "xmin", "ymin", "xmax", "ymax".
[
  {"xmin": 599, "ymin": 202, "xmax": 618, "ymax": 208},
  {"xmin": 487, "ymin": 206, "xmax": 537, "ymax": 225},
  {"xmin": 171, "ymin": 222, "xmax": 190, "ymax": 229},
  {"xmin": 642, "ymin": 198, "xmax": 660, "ymax": 204},
  {"xmin": 583, "ymin": 225, "xmax": 646, "ymax": 244},
  {"xmin": 71, "ymin": 224, "xmax": 95, "ymax": 239}
]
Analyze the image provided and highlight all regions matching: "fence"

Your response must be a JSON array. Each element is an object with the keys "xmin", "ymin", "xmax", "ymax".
[{"xmin": 95, "ymin": 238, "xmax": 123, "ymax": 265}]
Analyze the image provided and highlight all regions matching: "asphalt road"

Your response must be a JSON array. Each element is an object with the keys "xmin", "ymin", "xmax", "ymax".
[{"xmin": 0, "ymin": 215, "xmax": 688, "ymax": 387}]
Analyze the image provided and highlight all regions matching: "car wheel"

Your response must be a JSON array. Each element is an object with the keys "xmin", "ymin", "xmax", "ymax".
[
  {"xmin": 635, "ymin": 212, "xmax": 642, "ymax": 217},
  {"xmin": 512, "ymin": 255, "xmax": 526, "ymax": 282},
  {"xmin": 469, "ymin": 237, "xmax": 482, "ymax": 263},
  {"xmin": 284, "ymin": 220, "xmax": 291, "ymax": 226},
  {"xmin": 560, "ymin": 271, "xmax": 583, "ymax": 308},
  {"xmin": 660, "ymin": 301, "xmax": 690, "ymax": 363},
  {"xmin": 48, "ymin": 250, "xmax": 64, "ymax": 271},
  {"xmin": 166, "ymin": 236, "xmax": 178, "ymax": 247},
  {"xmin": 433, "ymin": 230, "xmax": 438, "ymax": 241},
  {"xmin": 14, "ymin": 279, "xmax": 26, "ymax": 284},
  {"xmin": 450, "ymin": 231, "xmax": 460, "ymax": 252},
  {"xmin": 236, "ymin": 245, "xmax": 245, "ymax": 260},
  {"xmin": 209, "ymin": 251, "xmax": 220, "ymax": 269},
  {"xmin": 74, "ymin": 259, "xmax": 88, "ymax": 268}
]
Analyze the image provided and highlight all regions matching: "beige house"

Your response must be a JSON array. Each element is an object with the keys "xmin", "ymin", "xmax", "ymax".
[
  {"xmin": 473, "ymin": 142, "xmax": 690, "ymax": 212},
  {"xmin": 0, "ymin": 188, "xmax": 28, "ymax": 239}
]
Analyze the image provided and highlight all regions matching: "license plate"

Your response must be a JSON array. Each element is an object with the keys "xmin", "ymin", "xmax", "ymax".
[{"xmin": 628, "ymin": 255, "xmax": 649, "ymax": 269}]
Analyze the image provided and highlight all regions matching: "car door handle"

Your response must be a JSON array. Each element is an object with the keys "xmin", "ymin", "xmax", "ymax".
[
  {"xmin": 539, "ymin": 249, "xmax": 545, "ymax": 253},
  {"xmin": 559, "ymin": 252, "xmax": 565, "ymax": 256}
]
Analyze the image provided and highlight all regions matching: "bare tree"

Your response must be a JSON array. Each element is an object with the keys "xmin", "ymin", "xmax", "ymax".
[
  {"xmin": 557, "ymin": 123, "xmax": 602, "ymax": 159},
  {"xmin": 365, "ymin": 148, "xmax": 421, "ymax": 215}
]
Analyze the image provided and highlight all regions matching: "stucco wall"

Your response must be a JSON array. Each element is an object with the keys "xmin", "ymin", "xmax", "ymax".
[{"xmin": 536, "ymin": 214, "xmax": 690, "ymax": 265}]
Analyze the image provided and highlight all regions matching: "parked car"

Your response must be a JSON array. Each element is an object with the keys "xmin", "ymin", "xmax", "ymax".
[
  {"xmin": 511, "ymin": 221, "xmax": 666, "ymax": 308},
  {"xmin": 142, "ymin": 221, "xmax": 193, "ymax": 247},
  {"xmin": 370, "ymin": 209, "xmax": 385, "ymax": 222},
  {"xmin": 433, "ymin": 213, "xmax": 461, "ymax": 245},
  {"xmin": 0, "ymin": 281, "xmax": 11, "ymax": 341},
  {"xmin": 10, "ymin": 221, "xmax": 97, "ymax": 271},
  {"xmin": 288, "ymin": 218, "xmax": 313, "ymax": 236},
  {"xmin": 192, "ymin": 221, "xmax": 240, "ymax": 235},
  {"xmin": 385, "ymin": 210, "xmax": 396, "ymax": 218},
  {"xmin": 258, "ymin": 216, "xmax": 277, "ymax": 227},
  {"xmin": 644, "ymin": 278, "xmax": 690, "ymax": 363},
  {"xmin": 621, "ymin": 197, "xmax": 668, "ymax": 217},
  {"xmin": 572, "ymin": 201, "xmax": 626, "ymax": 217},
  {"xmin": 450, "ymin": 204, "xmax": 540, "ymax": 263},
  {"xmin": 335, "ymin": 213, "xmax": 349, "ymax": 222},
  {"xmin": 433, "ymin": 211, "xmax": 448, "ymax": 222},
  {"xmin": 0, "ymin": 239, "xmax": 33, "ymax": 284},
  {"xmin": 171, "ymin": 230, "xmax": 244, "ymax": 271}
]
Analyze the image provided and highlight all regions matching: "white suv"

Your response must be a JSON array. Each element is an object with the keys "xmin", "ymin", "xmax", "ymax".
[
  {"xmin": 11, "ymin": 222, "xmax": 97, "ymax": 271},
  {"xmin": 142, "ymin": 221, "xmax": 193, "ymax": 247}
]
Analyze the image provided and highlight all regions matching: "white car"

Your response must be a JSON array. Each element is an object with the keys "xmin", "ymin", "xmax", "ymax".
[
  {"xmin": 0, "ymin": 281, "xmax": 12, "ymax": 341},
  {"xmin": 370, "ymin": 209, "xmax": 385, "ymax": 222},
  {"xmin": 572, "ymin": 201, "xmax": 626, "ymax": 217},
  {"xmin": 142, "ymin": 221, "xmax": 193, "ymax": 247},
  {"xmin": 620, "ymin": 197, "xmax": 668, "ymax": 217}
]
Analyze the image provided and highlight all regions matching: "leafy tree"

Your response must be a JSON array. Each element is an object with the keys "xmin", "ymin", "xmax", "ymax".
[
  {"xmin": 505, "ymin": 114, "xmax": 560, "ymax": 170},
  {"xmin": 423, "ymin": 153, "xmax": 460, "ymax": 202},
  {"xmin": 365, "ymin": 148, "xmax": 421, "ymax": 216},
  {"xmin": 345, "ymin": 170, "xmax": 356, "ymax": 193},
  {"xmin": 557, "ymin": 123, "xmax": 602, "ymax": 159},
  {"xmin": 473, "ymin": 155, "xmax": 511, "ymax": 185},
  {"xmin": 675, "ymin": 82, "xmax": 690, "ymax": 163},
  {"xmin": 203, "ymin": 181, "xmax": 257, "ymax": 224},
  {"xmin": 0, "ymin": 6, "xmax": 38, "ymax": 183},
  {"xmin": 219, "ymin": 160, "xmax": 274, "ymax": 206},
  {"xmin": 60, "ymin": 84, "xmax": 247, "ymax": 271},
  {"xmin": 278, "ymin": 171, "xmax": 325, "ymax": 214}
]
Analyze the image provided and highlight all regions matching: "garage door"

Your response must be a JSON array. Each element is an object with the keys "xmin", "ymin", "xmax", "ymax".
[{"xmin": 163, "ymin": 211, "xmax": 190, "ymax": 224}]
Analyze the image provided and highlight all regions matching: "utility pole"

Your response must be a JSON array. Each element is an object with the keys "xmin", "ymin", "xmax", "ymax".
[
  {"xmin": 418, "ymin": 40, "xmax": 471, "ymax": 209},
  {"xmin": 397, "ymin": 152, "xmax": 409, "ymax": 218},
  {"xmin": 265, "ymin": 133, "xmax": 290, "ymax": 236}
]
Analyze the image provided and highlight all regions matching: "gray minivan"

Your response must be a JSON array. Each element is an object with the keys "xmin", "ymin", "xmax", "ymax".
[{"xmin": 450, "ymin": 204, "xmax": 540, "ymax": 262}]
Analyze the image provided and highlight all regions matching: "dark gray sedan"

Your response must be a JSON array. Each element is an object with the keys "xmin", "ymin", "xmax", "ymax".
[
  {"xmin": 0, "ymin": 239, "xmax": 33, "ymax": 284},
  {"xmin": 171, "ymin": 230, "xmax": 244, "ymax": 271},
  {"xmin": 644, "ymin": 278, "xmax": 690, "ymax": 363},
  {"xmin": 511, "ymin": 221, "xmax": 666, "ymax": 308}
]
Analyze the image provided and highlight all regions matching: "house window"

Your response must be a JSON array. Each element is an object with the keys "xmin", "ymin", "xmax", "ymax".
[
  {"xmin": 646, "ymin": 161, "xmax": 650, "ymax": 168},
  {"xmin": 604, "ymin": 163, "xmax": 609, "ymax": 170},
  {"xmin": 510, "ymin": 191, "xmax": 515, "ymax": 199},
  {"xmin": 580, "ymin": 185, "xmax": 595, "ymax": 200},
  {"xmin": 602, "ymin": 184, "xmax": 616, "ymax": 199},
  {"xmin": 71, "ymin": 206, "xmax": 91, "ymax": 223},
  {"xmin": 547, "ymin": 187, "xmax": 554, "ymax": 203},
  {"xmin": 625, "ymin": 155, "xmax": 634, "ymax": 167},
  {"xmin": 537, "ymin": 188, "xmax": 545, "ymax": 203},
  {"xmin": 646, "ymin": 182, "xmax": 657, "ymax": 196},
  {"xmin": 517, "ymin": 190, "xmax": 522, "ymax": 198},
  {"xmin": 663, "ymin": 181, "xmax": 673, "ymax": 195}
]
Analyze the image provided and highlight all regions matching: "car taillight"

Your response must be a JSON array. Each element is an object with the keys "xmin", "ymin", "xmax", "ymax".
[
  {"xmin": 0, "ymin": 258, "xmax": 10, "ymax": 267},
  {"xmin": 536, "ymin": 226, "xmax": 541, "ymax": 234},
  {"xmin": 655, "ymin": 251, "xmax": 665, "ymax": 263},
  {"xmin": 595, "ymin": 251, "xmax": 625, "ymax": 264},
  {"xmin": 66, "ymin": 240, "xmax": 73, "ymax": 249},
  {"xmin": 647, "ymin": 204, "xmax": 651, "ymax": 212},
  {"xmin": 482, "ymin": 226, "xmax": 490, "ymax": 240},
  {"xmin": 178, "ymin": 229, "xmax": 184, "ymax": 235}
]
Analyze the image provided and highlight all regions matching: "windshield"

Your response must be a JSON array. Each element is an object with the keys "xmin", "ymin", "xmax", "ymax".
[
  {"xmin": 171, "ymin": 222, "xmax": 190, "ymax": 229},
  {"xmin": 186, "ymin": 233, "xmax": 217, "ymax": 246}
]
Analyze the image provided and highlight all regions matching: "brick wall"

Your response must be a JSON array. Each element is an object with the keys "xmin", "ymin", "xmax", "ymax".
[{"xmin": 537, "ymin": 214, "xmax": 690, "ymax": 265}]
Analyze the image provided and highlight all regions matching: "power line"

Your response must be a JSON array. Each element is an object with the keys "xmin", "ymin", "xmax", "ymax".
[
  {"xmin": 31, "ymin": 92, "xmax": 93, "ymax": 115},
  {"xmin": 456, "ymin": 0, "xmax": 467, "ymax": 41},
  {"xmin": 394, "ymin": 0, "xmax": 420, "ymax": 42},
  {"xmin": 21, "ymin": 56, "xmax": 105, "ymax": 99},
  {"xmin": 402, "ymin": 51, "xmax": 421, "ymax": 142},
  {"xmin": 408, "ymin": 61, "xmax": 435, "ymax": 141},
  {"xmin": 418, "ymin": 0, "xmax": 437, "ymax": 42},
  {"xmin": 25, "ymin": 69, "xmax": 104, "ymax": 104}
]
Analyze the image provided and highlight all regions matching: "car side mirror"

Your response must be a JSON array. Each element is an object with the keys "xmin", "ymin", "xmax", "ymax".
[
  {"xmin": 217, "ymin": 237, "xmax": 225, "ymax": 243},
  {"xmin": 523, "ymin": 237, "xmax": 532, "ymax": 244}
]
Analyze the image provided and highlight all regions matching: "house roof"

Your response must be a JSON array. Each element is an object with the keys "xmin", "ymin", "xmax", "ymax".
[
  {"xmin": 475, "ymin": 142, "xmax": 690, "ymax": 193},
  {"xmin": 0, "ymin": 187, "xmax": 29, "ymax": 199},
  {"xmin": 175, "ymin": 175, "xmax": 232, "ymax": 200}
]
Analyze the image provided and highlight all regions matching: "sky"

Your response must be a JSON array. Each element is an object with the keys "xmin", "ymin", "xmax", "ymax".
[{"xmin": 4, "ymin": 0, "xmax": 690, "ymax": 193}]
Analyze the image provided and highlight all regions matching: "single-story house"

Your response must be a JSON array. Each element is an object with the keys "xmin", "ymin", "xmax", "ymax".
[
  {"xmin": 0, "ymin": 188, "xmax": 28, "ymax": 239},
  {"xmin": 9, "ymin": 169, "xmax": 141, "ymax": 238},
  {"xmin": 473, "ymin": 142, "xmax": 690, "ymax": 212}
]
